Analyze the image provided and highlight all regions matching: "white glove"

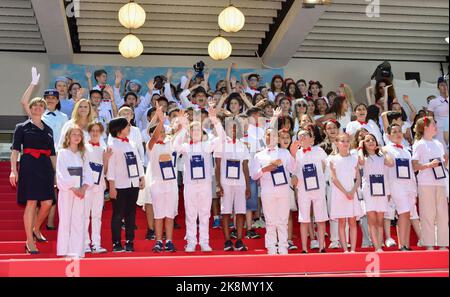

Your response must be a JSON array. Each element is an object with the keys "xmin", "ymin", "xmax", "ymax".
[{"xmin": 31, "ymin": 67, "xmax": 40, "ymax": 86}]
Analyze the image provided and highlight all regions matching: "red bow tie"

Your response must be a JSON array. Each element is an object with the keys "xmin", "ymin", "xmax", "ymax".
[
  {"xmin": 228, "ymin": 138, "xmax": 237, "ymax": 144},
  {"xmin": 89, "ymin": 141, "xmax": 100, "ymax": 147},
  {"xmin": 243, "ymin": 134, "xmax": 248, "ymax": 138},
  {"xmin": 156, "ymin": 141, "xmax": 165, "ymax": 145},
  {"xmin": 393, "ymin": 143, "xmax": 403, "ymax": 149},
  {"xmin": 251, "ymin": 87, "xmax": 258, "ymax": 91},
  {"xmin": 117, "ymin": 137, "xmax": 129, "ymax": 143},
  {"xmin": 303, "ymin": 147, "xmax": 312, "ymax": 153},
  {"xmin": 190, "ymin": 140, "xmax": 200, "ymax": 145},
  {"xmin": 357, "ymin": 121, "xmax": 368, "ymax": 125}
]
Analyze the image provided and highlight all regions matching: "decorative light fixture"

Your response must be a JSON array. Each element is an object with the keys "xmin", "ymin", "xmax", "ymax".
[
  {"xmin": 118, "ymin": 1, "xmax": 146, "ymax": 29},
  {"xmin": 303, "ymin": 0, "xmax": 332, "ymax": 8},
  {"xmin": 119, "ymin": 34, "xmax": 144, "ymax": 59},
  {"xmin": 208, "ymin": 35, "xmax": 232, "ymax": 61},
  {"xmin": 218, "ymin": 4, "xmax": 245, "ymax": 33}
]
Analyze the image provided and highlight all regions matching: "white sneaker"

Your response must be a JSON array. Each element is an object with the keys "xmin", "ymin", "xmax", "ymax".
[
  {"xmin": 268, "ymin": 248, "xmax": 278, "ymax": 255},
  {"xmin": 92, "ymin": 246, "xmax": 107, "ymax": 254},
  {"xmin": 310, "ymin": 240, "xmax": 319, "ymax": 250},
  {"xmin": 185, "ymin": 243, "xmax": 197, "ymax": 253},
  {"xmin": 385, "ymin": 238, "xmax": 397, "ymax": 248},
  {"xmin": 253, "ymin": 218, "xmax": 266, "ymax": 229},
  {"xmin": 417, "ymin": 240, "xmax": 423, "ymax": 247},
  {"xmin": 278, "ymin": 248, "xmax": 288, "ymax": 255},
  {"xmin": 328, "ymin": 241, "xmax": 341, "ymax": 249},
  {"xmin": 200, "ymin": 244, "xmax": 213, "ymax": 252},
  {"xmin": 84, "ymin": 246, "xmax": 92, "ymax": 253}
]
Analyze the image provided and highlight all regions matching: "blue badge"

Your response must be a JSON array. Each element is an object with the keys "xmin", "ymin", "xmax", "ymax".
[
  {"xmin": 89, "ymin": 162, "xmax": 103, "ymax": 185},
  {"xmin": 125, "ymin": 152, "xmax": 139, "ymax": 178},
  {"xmin": 159, "ymin": 160, "xmax": 176, "ymax": 181},
  {"xmin": 303, "ymin": 163, "xmax": 319, "ymax": 191},
  {"xmin": 369, "ymin": 174, "xmax": 385, "ymax": 197},
  {"xmin": 430, "ymin": 158, "xmax": 447, "ymax": 180},
  {"xmin": 226, "ymin": 160, "xmax": 241, "ymax": 180},
  {"xmin": 190, "ymin": 155, "xmax": 205, "ymax": 180},
  {"xmin": 68, "ymin": 166, "xmax": 83, "ymax": 188},
  {"xmin": 271, "ymin": 165, "xmax": 288, "ymax": 187},
  {"xmin": 395, "ymin": 158, "xmax": 410, "ymax": 179}
]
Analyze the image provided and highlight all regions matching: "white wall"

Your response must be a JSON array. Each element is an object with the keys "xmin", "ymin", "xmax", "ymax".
[{"xmin": 0, "ymin": 51, "xmax": 446, "ymax": 116}]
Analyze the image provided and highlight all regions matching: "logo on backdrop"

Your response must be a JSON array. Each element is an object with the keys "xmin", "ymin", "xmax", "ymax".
[
  {"xmin": 65, "ymin": 257, "xmax": 80, "ymax": 277},
  {"xmin": 65, "ymin": 0, "xmax": 80, "ymax": 18},
  {"xmin": 365, "ymin": 0, "xmax": 380, "ymax": 18},
  {"xmin": 365, "ymin": 253, "xmax": 380, "ymax": 277}
]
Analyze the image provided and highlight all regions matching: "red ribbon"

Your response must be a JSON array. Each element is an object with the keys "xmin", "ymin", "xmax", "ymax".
[
  {"xmin": 357, "ymin": 120, "xmax": 368, "ymax": 125},
  {"xmin": 89, "ymin": 141, "xmax": 100, "ymax": 147},
  {"xmin": 393, "ymin": 143, "xmax": 403, "ymax": 149},
  {"xmin": 156, "ymin": 141, "xmax": 165, "ymax": 145},
  {"xmin": 303, "ymin": 147, "xmax": 312, "ymax": 153},
  {"xmin": 117, "ymin": 137, "xmax": 129, "ymax": 143},
  {"xmin": 23, "ymin": 148, "xmax": 51, "ymax": 159}
]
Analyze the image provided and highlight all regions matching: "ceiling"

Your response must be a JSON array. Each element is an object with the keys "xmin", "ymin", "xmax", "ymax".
[
  {"xmin": 0, "ymin": 0, "xmax": 448, "ymax": 63},
  {"xmin": 295, "ymin": 0, "xmax": 449, "ymax": 62},
  {"xmin": 0, "ymin": 0, "xmax": 45, "ymax": 52},
  {"xmin": 74, "ymin": 0, "xmax": 286, "ymax": 56}
]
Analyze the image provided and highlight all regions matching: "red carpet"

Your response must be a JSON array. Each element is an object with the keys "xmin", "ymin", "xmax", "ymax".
[{"xmin": 0, "ymin": 161, "xmax": 448, "ymax": 277}]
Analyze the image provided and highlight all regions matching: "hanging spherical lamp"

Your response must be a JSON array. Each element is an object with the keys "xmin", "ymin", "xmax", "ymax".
[
  {"xmin": 118, "ymin": 1, "xmax": 146, "ymax": 29},
  {"xmin": 119, "ymin": 34, "xmax": 144, "ymax": 59},
  {"xmin": 218, "ymin": 5, "xmax": 245, "ymax": 33},
  {"xmin": 208, "ymin": 35, "xmax": 232, "ymax": 61}
]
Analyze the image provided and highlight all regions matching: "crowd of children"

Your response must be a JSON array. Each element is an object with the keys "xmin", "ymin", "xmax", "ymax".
[{"xmin": 9, "ymin": 64, "xmax": 449, "ymax": 257}]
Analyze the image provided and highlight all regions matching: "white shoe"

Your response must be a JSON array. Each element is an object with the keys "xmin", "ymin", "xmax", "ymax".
[
  {"xmin": 385, "ymin": 238, "xmax": 397, "ymax": 248},
  {"xmin": 376, "ymin": 248, "xmax": 383, "ymax": 253},
  {"xmin": 278, "ymin": 248, "xmax": 288, "ymax": 255},
  {"xmin": 92, "ymin": 246, "xmax": 107, "ymax": 254},
  {"xmin": 200, "ymin": 244, "xmax": 213, "ymax": 252},
  {"xmin": 253, "ymin": 218, "xmax": 266, "ymax": 229},
  {"xmin": 417, "ymin": 240, "xmax": 423, "ymax": 247},
  {"xmin": 185, "ymin": 243, "xmax": 197, "ymax": 253},
  {"xmin": 84, "ymin": 246, "xmax": 92, "ymax": 253},
  {"xmin": 310, "ymin": 240, "xmax": 319, "ymax": 250},
  {"xmin": 328, "ymin": 241, "xmax": 341, "ymax": 249},
  {"xmin": 268, "ymin": 248, "xmax": 278, "ymax": 255}
]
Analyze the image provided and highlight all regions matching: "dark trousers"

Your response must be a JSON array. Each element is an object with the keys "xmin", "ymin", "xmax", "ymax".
[{"xmin": 111, "ymin": 187, "xmax": 139, "ymax": 243}]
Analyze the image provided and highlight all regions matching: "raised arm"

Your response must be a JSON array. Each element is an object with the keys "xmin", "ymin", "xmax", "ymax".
[
  {"xmin": 269, "ymin": 107, "xmax": 282, "ymax": 130},
  {"xmin": 86, "ymin": 67, "xmax": 93, "ymax": 90},
  {"xmin": 402, "ymin": 95, "xmax": 417, "ymax": 122},
  {"xmin": 104, "ymin": 85, "xmax": 118, "ymax": 117},
  {"xmin": 383, "ymin": 85, "xmax": 391, "ymax": 111},
  {"xmin": 148, "ymin": 102, "xmax": 165, "ymax": 151},
  {"xmin": 381, "ymin": 111, "xmax": 390, "ymax": 133},
  {"xmin": 366, "ymin": 85, "xmax": 374, "ymax": 105},
  {"xmin": 20, "ymin": 67, "xmax": 40, "ymax": 117},
  {"xmin": 239, "ymin": 91, "xmax": 254, "ymax": 109},
  {"xmin": 240, "ymin": 72, "xmax": 250, "ymax": 89}
]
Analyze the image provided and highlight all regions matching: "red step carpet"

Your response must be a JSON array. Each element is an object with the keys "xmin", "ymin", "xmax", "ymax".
[{"xmin": 0, "ymin": 161, "xmax": 448, "ymax": 277}]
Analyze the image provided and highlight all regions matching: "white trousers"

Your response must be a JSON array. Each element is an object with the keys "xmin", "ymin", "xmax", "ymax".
[
  {"xmin": 57, "ymin": 190, "xmax": 86, "ymax": 258},
  {"xmin": 184, "ymin": 183, "xmax": 212, "ymax": 246},
  {"xmin": 84, "ymin": 189, "xmax": 104, "ymax": 248},
  {"xmin": 261, "ymin": 190, "xmax": 290, "ymax": 252}
]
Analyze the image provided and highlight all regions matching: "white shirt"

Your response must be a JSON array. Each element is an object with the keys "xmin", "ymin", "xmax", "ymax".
[
  {"xmin": 245, "ymin": 86, "xmax": 260, "ymax": 98},
  {"xmin": 42, "ymin": 109, "xmax": 68, "ymax": 147},
  {"xmin": 56, "ymin": 148, "xmax": 93, "ymax": 191},
  {"xmin": 294, "ymin": 146, "xmax": 327, "ymax": 197},
  {"xmin": 384, "ymin": 143, "xmax": 417, "ymax": 193},
  {"xmin": 247, "ymin": 124, "xmax": 266, "ymax": 155},
  {"xmin": 213, "ymin": 137, "xmax": 251, "ymax": 186},
  {"xmin": 412, "ymin": 138, "xmax": 447, "ymax": 186},
  {"xmin": 58, "ymin": 120, "xmax": 93, "ymax": 151},
  {"xmin": 85, "ymin": 142, "xmax": 107, "ymax": 192},
  {"xmin": 108, "ymin": 126, "xmax": 144, "ymax": 166},
  {"xmin": 148, "ymin": 141, "xmax": 177, "ymax": 188},
  {"xmin": 106, "ymin": 137, "xmax": 145, "ymax": 189},
  {"xmin": 428, "ymin": 96, "xmax": 449, "ymax": 129},
  {"xmin": 251, "ymin": 147, "xmax": 296, "ymax": 195}
]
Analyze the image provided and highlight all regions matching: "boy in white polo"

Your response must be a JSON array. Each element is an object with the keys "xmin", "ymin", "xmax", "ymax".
[
  {"xmin": 215, "ymin": 116, "xmax": 251, "ymax": 251},
  {"xmin": 291, "ymin": 129, "xmax": 329, "ymax": 253}
]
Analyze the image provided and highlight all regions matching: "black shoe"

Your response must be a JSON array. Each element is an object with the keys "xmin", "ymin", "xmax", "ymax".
[
  {"xmin": 301, "ymin": 250, "xmax": 308, "ymax": 254},
  {"xmin": 224, "ymin": 240, "xmax": 233, "ymax": 251},
  {"xmin": 125, "ymin": 241, "xmax": 134, "ymax": 252},
  {"xmin": 234, "ymin": 240, "xmax": 248, "ymax": 251},
  {"xmin": 165, "ymin": 241, "xmax": 176, "ymax": 252},
  {"xmin": 46, "ymin": 225, "xmax": 57, "ymax": 231},
  {"xmin": 112, "ymin": 242, "xmax": 124, "ymax": 253},
  {"xmin": 320, "ymin": 249, "xmax": 327, "ymax": 253},
  {"xmin": 33, "ymin": 232, "xmax": 48, "ymax": 243},
  {"xmin": 230, "ymin": 230, "xmax": 238, "ymax": 239},
  {"xmin": 152, "ymin": 241, "xmax": 164, "ymax": 253},
  {"xmin": 25, "ymin": 244, "xmax": 40, "ymax": 255},
  {"xmin": 245, "ymin": 230, "xmax": 261, "ymax": 239},
  {"xmin": 145, "ymin": 229, "xmax": 156, "ymax": 240},
  {"xmin": 399, "ymin": 246, "xmax": 410, "ymax": 251}
]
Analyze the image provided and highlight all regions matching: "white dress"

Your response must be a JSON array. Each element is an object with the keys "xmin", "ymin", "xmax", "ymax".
[
  {"xmin": 361, "ymin": 154, "xmax": 389, "ymax": 213},
  {"xmin": 329, "ymin": 153, "xmax": 364, "ymax": 219}
]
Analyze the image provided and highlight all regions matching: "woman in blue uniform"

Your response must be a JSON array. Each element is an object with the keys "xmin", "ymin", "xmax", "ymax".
[{"xmin": 10, "ymin": 97, "xmax": 56, "ymax": 254}]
